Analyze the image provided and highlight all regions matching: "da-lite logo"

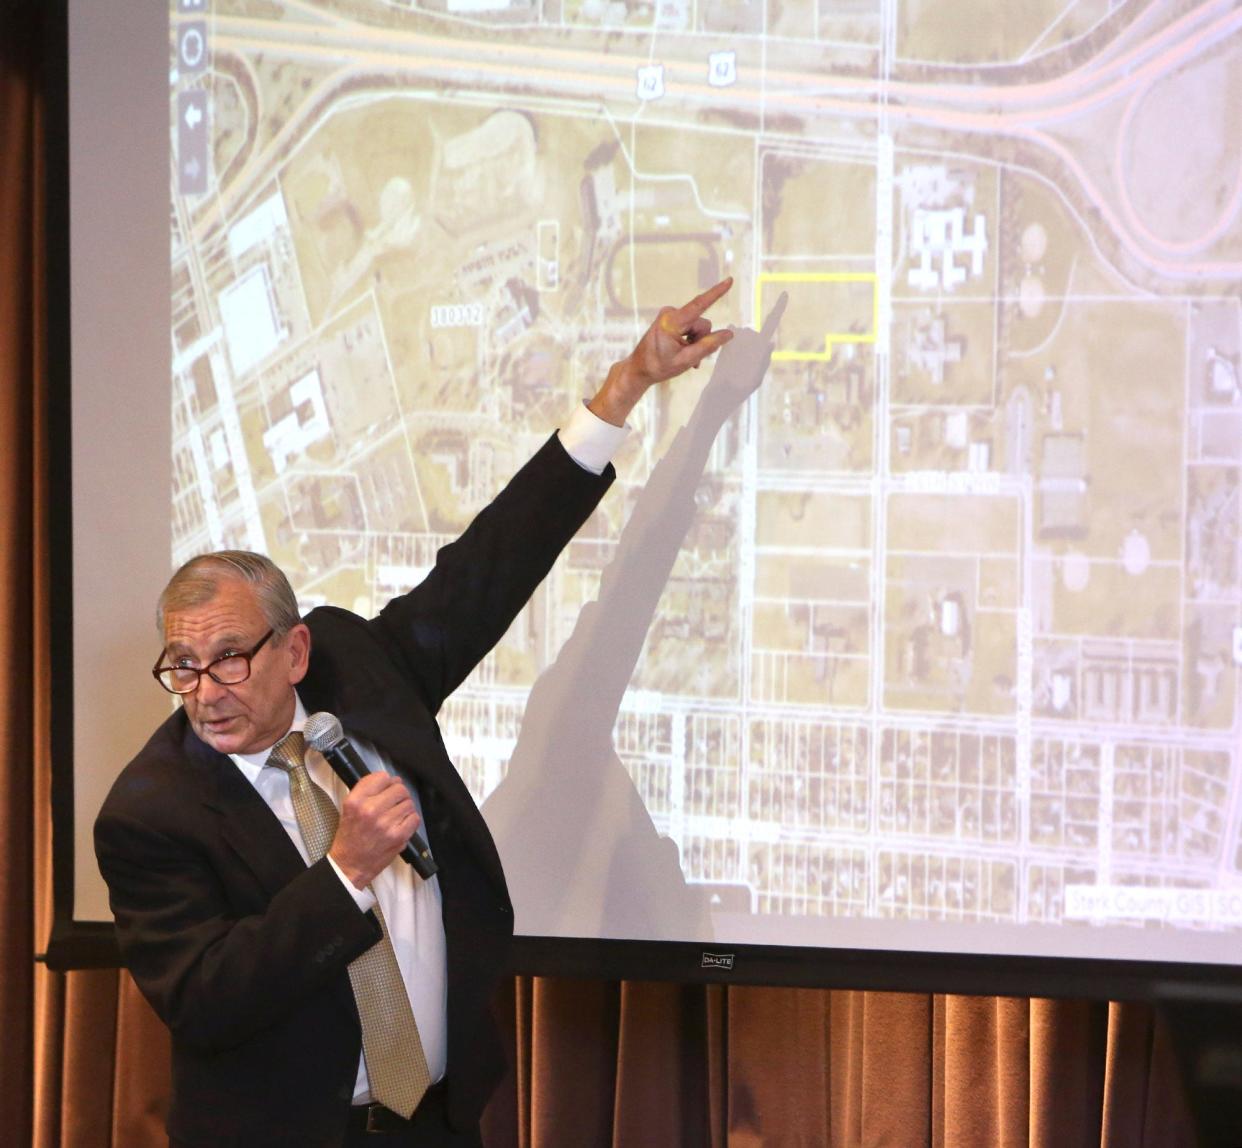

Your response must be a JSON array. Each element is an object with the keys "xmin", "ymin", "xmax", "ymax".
[{"xmin": 701, "ymin": 952, "xmax": 735, "ymax": 971}]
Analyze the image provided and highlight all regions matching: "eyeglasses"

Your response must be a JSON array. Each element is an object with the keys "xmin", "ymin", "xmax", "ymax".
[{"xmin": 152, "ymin": 630, "xmax": 275, "ymax": 695}]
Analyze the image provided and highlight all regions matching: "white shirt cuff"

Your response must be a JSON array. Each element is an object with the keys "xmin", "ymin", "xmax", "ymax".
[
  {"xmin": 327, "ymin": 853, "xmax": 377, "ymax": 912},
  {"xmin": 558, "ymin": 402, "xmax": 629, "ymax": 475}
]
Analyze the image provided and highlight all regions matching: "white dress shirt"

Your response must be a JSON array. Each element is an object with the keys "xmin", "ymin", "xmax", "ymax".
[{"xmin": 229, "ymin": 407, "xmax": 626, "ymax": 1103}]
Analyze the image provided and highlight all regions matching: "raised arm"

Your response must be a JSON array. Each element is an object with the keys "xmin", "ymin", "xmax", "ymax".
[{"xmin": 374, "ymin": 280, "xmax": 736, "ymax": 712}]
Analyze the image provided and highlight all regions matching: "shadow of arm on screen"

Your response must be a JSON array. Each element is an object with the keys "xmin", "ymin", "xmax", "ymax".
[{"xmin": 483, "ymin": 297, "xmax": 786, "ymax": 940}]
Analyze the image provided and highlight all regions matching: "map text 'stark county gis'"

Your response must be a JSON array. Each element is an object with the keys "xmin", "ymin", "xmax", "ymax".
[{"xmin": 169, "ymin": 0, "xmax": 1242, "ymax": 948}]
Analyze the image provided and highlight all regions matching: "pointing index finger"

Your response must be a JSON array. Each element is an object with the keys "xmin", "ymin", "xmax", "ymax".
[{"xmin": 675, "ymin": 277, "xmax": 733, "ymax": 325}]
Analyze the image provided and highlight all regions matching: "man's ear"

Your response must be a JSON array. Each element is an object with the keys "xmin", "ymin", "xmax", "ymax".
[{"xmin": 285, "ymin": 623, "xmax": 312, "ymax": 685}]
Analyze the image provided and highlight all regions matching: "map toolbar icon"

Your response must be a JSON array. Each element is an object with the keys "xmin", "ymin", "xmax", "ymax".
[
  {"xmin": 178, "ymin": 22, "xmax": 207, "ymax": 73},
  {"xmin": 177, "ymin": 91, "xmax": 208, "ymax": 195}
]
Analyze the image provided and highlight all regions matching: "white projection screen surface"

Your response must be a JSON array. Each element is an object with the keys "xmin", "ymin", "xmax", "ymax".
[{"xmin": 59, "ymin": 0, "xmax": 1242, "ymax": 982}]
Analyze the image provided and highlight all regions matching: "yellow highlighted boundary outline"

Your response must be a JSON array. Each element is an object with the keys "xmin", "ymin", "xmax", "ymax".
[{"xmin": 755, "ymin": 271, "xmax": 879, "ymax": 362}]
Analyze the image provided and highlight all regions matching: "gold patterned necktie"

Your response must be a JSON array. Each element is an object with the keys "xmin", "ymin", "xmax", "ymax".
[{"xmin": 267, "ymin": 730, "xmax": 431, "ymax": 1118}]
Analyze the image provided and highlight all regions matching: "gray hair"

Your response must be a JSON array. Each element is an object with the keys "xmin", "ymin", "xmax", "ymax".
[{"xmin": 157, "ymin": 550, "xmax": 301, "ymax": 636}]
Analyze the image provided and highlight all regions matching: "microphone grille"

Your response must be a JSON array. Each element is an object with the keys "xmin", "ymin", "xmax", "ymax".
[{"xmin": 304, "ymin": 711, "xmax": 344, "ymax": 753}]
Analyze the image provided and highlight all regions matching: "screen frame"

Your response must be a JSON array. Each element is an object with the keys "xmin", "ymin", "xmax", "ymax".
[
  {"xmin": 42, "ymin": 0, "xmax": 99, "ymax": 973},
  {"xmin": 37, "ymin": 0, "xmax": 1242, "ymax": 1007}
]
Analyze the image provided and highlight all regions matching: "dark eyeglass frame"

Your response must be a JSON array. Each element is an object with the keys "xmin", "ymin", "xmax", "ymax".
[{"xmin": 152, "ymin": 629, "xmax": 276, "ymax": 695}]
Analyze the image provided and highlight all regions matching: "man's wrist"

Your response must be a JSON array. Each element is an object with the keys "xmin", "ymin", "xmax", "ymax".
[{"xmin": 587, "ymin": 359, "xmax": 645, "ymax": 428}]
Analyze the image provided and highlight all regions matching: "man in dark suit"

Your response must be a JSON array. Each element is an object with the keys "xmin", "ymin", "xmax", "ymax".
[{"xmin": 94, "ymin": 282, "xmax": 733, "ymax": 1147}]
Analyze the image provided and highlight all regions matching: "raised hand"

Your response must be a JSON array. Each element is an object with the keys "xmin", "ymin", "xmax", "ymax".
[{"xmin": 588, "ymin": 278, "xmax": 735, "ymax": 427}]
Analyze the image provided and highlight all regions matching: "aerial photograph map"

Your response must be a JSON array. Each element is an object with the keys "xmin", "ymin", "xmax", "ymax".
[{"xmin": 167, "ymin": 0, "xmax": 1242, "ymax": 950}]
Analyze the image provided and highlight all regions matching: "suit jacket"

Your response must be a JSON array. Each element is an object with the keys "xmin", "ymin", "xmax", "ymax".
[{"xmin": 95, "ymin": 435, "xmax": 613, "ymax": 1148}]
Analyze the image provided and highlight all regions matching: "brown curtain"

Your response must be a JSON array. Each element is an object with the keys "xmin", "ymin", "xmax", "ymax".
[
  {"xmin": 0, "ymin": 8, "xmax": 1198, "ymax": 1146},
  {"xmin": 1, "ymin": 2, "xmax": 40, "ymax": 1141}
]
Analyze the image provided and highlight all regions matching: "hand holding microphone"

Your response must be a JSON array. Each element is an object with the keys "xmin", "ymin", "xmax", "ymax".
[{"xmin": 305, "ymin": 711, "xmax": 439, "ymax": 885}]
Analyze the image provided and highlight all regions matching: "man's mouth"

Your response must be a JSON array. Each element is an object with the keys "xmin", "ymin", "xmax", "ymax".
[{"xmin": 201, "ymin": 715, "xmax": 238, "ymax": 731}]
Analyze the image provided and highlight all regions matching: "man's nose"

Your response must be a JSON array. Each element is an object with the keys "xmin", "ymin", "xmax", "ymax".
[{"xmin": 196, "ymin": 673, "xmax": 228, "ymax": 704}]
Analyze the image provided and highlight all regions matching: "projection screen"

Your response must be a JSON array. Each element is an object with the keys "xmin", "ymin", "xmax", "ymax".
[{"xmin": 51, "ymin": 0, "xmax": 1242, "ymax": 988}]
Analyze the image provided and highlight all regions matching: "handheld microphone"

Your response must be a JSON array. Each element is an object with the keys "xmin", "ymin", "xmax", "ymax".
[{"xmin": 304, "ymin": 711, "xmax": 439, "ymax": 879}]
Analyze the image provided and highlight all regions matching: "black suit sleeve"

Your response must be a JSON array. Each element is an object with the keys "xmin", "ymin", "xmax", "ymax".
[
  {"xmin": 95, "ymin": 806, "xmax": 379, "ymax": 1053},
  {"xmin": 373, "ymin": 432, "xmax": 612, "ymax": 713}
]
